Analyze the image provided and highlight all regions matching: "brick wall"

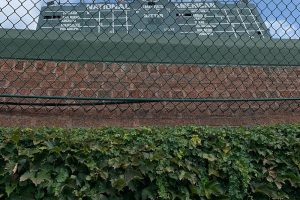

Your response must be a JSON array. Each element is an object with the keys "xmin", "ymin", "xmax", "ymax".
[{"xmin": 1, "ymin": 59, "xmax": 300, "ymax": 127}]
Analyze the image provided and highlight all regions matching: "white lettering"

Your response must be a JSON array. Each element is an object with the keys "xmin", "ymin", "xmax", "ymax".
[
  {"xmin": 61, "ymin": 23, "xmax": 81, "ymax": 27},
  {"xmin": 193, "ymin": 14, "xmax": 206, "ymax": 19},
  {"xmin": 62, "ymin": 11, "xmax": 78, "ymax": 15},
  {"xmin": 164, "ymin": 27, "xmax": 175, "ymax": 32},
  {"xmin": 61, "ymin": 19, "xmax": 74, "ymax": 23},
  {"xmin": 60, "ymin": 27, "xmax": 80, "ymax": 30},
  {"xmin": 197, "ymin": 28, "xmax": 213, "ymax": 35},
  {"xmin": 144, "ymin": 14, "xmax": 164, "ymax": 18},
  {"xmin": 175, "ymin": 3, "xmax": 216, "ymax": 9},
  {"xmin": 142, "ymin": 5, "xmax": 164, "ymax": 9},
  {"xmin": 87, "ymin": 4, "xmax": 128, "ymax": 10}
]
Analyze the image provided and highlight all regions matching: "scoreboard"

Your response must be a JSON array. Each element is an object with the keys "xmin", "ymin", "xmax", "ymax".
[{"xmin": 37, "ymin": 0, "xmax": 270, "ymax": 38}]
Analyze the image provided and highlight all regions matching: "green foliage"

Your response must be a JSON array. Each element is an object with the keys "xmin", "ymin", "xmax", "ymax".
[{"xmin": 0, "ymin": 125, "xmax": 299, "ymax": 199}]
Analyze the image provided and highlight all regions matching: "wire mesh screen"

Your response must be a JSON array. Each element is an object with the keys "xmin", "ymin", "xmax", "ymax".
[{"xmin": 0, "ymin": 0, "xmax": 300, "ymax": 114}]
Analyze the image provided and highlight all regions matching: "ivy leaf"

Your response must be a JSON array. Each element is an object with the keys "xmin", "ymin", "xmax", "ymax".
[
  {"xmin": 99, "ymin": 171, "xmax": 109, "ymax": 180},
  {"xmin": 33, "ymin": 170, "xmax": 51, "ymax": 185},
  {"xmin": 5, "ymin": 183, "xmax": 17, "ymax": 197},
  {"xmin": 200, "ymin": 180, "xmax": 224, "ymax": 199},
  {"xmin": 223, "ymin": 143, "xmax": 231, "ymax": 154},
  {"xmin": 86, "ymin": 175, "xmax": 92, "ymax": 181},
  {"xmin": 111, "ymin": 177, "xmax": 126, "ymax": 191},
  {"xmin": 279, "ymin": 172, "xmax": 300, "ymax": 187},
  {"xmin": 292, "ymin": 158, "xmax": 300, "ymax": 170},
  {"xmin": 252, "ymin": 182, "xmax": 289, "ymax": 199},
  {"xmin": 202, "ymin": 153, "xmax": 217, "ymax": 162},
  {"xmin": 56, "ymin": 167, "xmax": 69, "ymax": 183},
  {"xmin": 20, "ymin": 171, "xmax": 35, "ymax": 182},
  {"xmin": 141, "ymin": 184, "xmax": 156, "ymax": 200},
  {"xmin": 275, "ymin": 181, "xmax": 283, "ymax": 189},
  {"xmin": 108, "ymin": 158, "xmax": 122, "ymax": 169},
  {"xmin": 44, "ymin": 141, "xmax": 54, "ymax": 149},
  {"xmin": 11, "ymin": 132, "xmax": 20, "ymax": 144},
  {"xmin": 98, "ymin": 194, "xmax": 108, "ymax": 200},
  {"xmin": 20, "ymin": 170, "xmax": 50, "ymax": 186},
  {"xmin": 124, "ymin": 168, "xmax": 143, "ymax": 183},
  {"xmin": 190, "ymin": 135, "xmax": 201, "ymax": 147},
  {"xmin": 178, "ymin": 170, "xmax": 185, "ymax": 180},
  {"xmin": 208, "ymin": 167, "xmax": 220, "ymax": 177}
]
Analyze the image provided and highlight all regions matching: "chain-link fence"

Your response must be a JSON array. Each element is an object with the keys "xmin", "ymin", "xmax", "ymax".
[{"xmin": 0, "ymin": 0, "xmax": 300, "ymax": 114}]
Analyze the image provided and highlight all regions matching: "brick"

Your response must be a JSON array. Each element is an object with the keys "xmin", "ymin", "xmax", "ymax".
[
  {"xmin": 81, "ymin": 89, "xmax": 96, "ymax": 97},
  {"xmin": 129, "ymin": 90, "xmax": 142, "ymax": 98},
  {"xmin": 68, "ymin": 89, "xmax": 81, "ymax": 97},
  {"xmin": 106, "ymin": 63, "xmax": 119, "ymax": 73},
  {"xmin": 32, "ymin": 89, "xmax": 46, "ymax": 96},
  {"xmin": 111, "ymin": 90, "xmax": 127, "ymax": 98},
  {"xmin": 44, "ymin": 73, "xmax": 57, "ymax": 81},
  {"xmin": 14, "ymin": 61, "xmax": 25, "ymax": 71},
  {"xmin": 23, "ymin": 60, "xmax": 36, "ymax": 72},
  {"xmin": 97, "ymin": 90, "xmax": 111, "ymax": 97},
  {"xmin": 24, "ymin": 72, "xmax": 46, "ymax": 81},
  {"xmin": 0, "ymin": 60, "xmax": 6, "ymax": 68},
  {"xmin": 179, "ymin": 65, "xmax": 192, "ymax": 74},
  {"xmin": 158, "ymin": 64, "xmax": 168, "ymax": 74},
  {"xmin": 70, "ymin": 73, "xmax": 86, "ymax": 82},
  {"xmin": 45, "ymin": 61, "xmax": 57, "ymax": 72},
  {"xmin": 171, "ymin": 90, "xmax": 185, "ymax": 98},
  {"xmin": 0, "ymin": 80, "xmax": 8, "ymax": 88},
  {"xmin": 1, "ymin": 60, "xmax": 16, "ymax": 71},
  {"xmin": 35, "ymin": 61, "xmax": 46, "ymax": 71},
  {"xmin": 0, "ymin": 87, "xmax": 16, "ymax": 94},
  {"xmin": 46, "ymin": 89, "xmax": 68, "ymax": 97},
  {"xmin": 55, "ymin": 62, "xmax": 69, "ymax": 74},
  {"xmin": 143, "ymin": 90, "xmax": 155, "ymax": 98},
  {"xmin": 17, "ymin": 88, "xmax": 31, "ymax": 95}
]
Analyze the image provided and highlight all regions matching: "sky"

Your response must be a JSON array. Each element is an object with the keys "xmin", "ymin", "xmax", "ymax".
[{"xmin": 0, "ymin": 0, "xmax": 300, "ymax": 39}]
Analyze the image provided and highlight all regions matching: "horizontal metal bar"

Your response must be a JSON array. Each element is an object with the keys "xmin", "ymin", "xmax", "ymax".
[
  {"xmin": 0, "ymin": 101, "xmax": 154, "ymax": 107},
  {"xmin": 1, "ymin": 94, "xmax": 300, "ymax": 103}
]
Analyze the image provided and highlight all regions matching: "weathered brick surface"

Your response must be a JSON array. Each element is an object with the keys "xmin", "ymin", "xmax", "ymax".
[{"xmin": 1, "ymin": 59, "xmax": 300, "ymax": 127}]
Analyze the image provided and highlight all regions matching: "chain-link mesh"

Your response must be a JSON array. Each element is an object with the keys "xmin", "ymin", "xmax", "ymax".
[{"xmin": 1, "ymin": 0, "xmax": 300, "ymax": 114}]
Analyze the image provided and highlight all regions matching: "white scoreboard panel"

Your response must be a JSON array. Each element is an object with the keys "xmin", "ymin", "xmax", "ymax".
[{"xmin": 38, "ymin": 0, "xmax": 270, "ymax": 38}]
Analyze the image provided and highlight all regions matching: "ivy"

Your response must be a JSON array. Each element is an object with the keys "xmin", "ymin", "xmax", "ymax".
[{"xmin": 0, "ymin": 125, "xmax": 299, "ymax": 199}]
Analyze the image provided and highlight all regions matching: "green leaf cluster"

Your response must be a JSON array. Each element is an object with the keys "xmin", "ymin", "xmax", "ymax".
[{"xmin": 0, "ymin": 125, "xmax": 299, "ymax": 199}]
